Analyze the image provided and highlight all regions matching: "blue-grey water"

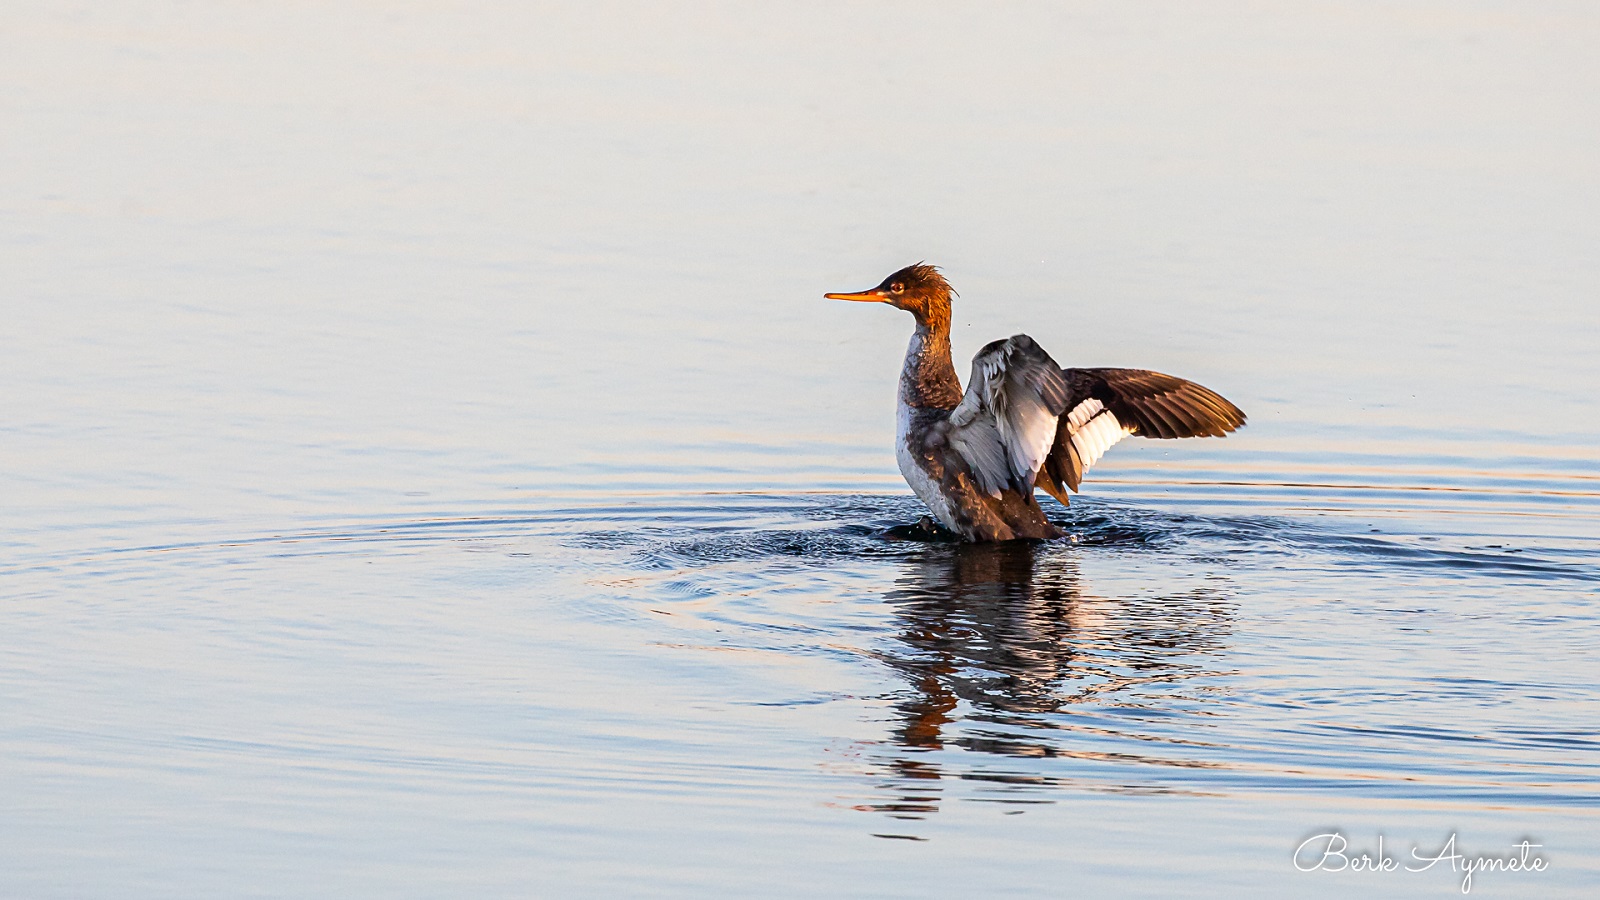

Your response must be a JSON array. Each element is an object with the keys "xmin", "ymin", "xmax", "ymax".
[{"xmin": 3, "ymin": 3, "xmax": 1598, "ymax": 897}]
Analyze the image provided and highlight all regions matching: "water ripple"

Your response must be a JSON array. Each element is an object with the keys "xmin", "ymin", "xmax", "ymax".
[{"xmin": 5, "ymin": 478, "xmax": 1597, "ymax": 833}]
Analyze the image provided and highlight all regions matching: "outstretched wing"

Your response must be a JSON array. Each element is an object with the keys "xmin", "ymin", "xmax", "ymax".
[
  {"xmin": 1035, "ymin": 367, "xmax": 1247, "ymax": 504},
  {"xmin": 947, "ymin": 335, "xmax": 1071, "ymax": 497}
]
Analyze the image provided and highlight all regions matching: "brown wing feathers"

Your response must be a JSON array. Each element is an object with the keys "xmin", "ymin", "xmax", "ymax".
[
  {"xmin": 1035, "ymin": 426, "xmax": 1080, "ymax": 504},
  {"xmin": 1068, "ymin": 368, "xmax": 1245, "ymax": 439},
  {"xmin": 1034, "ymin": 368, "xmax": 1246, "ymax": 504}
]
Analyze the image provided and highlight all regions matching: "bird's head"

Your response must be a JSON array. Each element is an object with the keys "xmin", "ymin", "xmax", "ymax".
[{"xmin": 825, "ymin": 263, "xmax": 954, "ymax": 326}]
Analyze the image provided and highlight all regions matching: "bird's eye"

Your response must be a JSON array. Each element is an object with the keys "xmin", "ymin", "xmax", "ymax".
[{"xmin": 890, "ymin": 283, "xmax": 905, "ymax": 294}]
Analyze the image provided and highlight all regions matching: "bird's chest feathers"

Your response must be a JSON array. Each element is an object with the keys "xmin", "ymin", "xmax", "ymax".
[{"xmin": 896, "ymin": 400, "xmax": 959, "ymax": 530}]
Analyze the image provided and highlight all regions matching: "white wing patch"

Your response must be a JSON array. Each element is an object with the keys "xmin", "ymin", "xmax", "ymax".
[
  {"xmin": 1066, "ymin": 398, "xmax": 1132, "ymax": 474},
  {"xmin": 1065, "ymin": 397, "xmax": 1103, "ymax": 430}
]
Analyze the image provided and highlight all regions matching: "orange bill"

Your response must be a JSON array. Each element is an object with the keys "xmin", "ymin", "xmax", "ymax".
[{"xmin": 823, "ymin": 289, "xmax": 887, "ymax": 302}]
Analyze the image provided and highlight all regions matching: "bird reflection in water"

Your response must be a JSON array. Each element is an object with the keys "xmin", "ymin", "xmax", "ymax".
[{"xmin": 862, "ymin": 540, "xmax": 1234, "ymax": 822}]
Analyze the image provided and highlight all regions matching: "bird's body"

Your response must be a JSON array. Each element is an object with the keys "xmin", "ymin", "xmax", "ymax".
[{"xmin": 827, "ymin": 264, "xmax": 1246, "ymax": 542}]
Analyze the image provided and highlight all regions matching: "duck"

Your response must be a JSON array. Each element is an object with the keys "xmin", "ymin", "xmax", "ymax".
[{"xmin": 826, "ymin": 263, "xmax": 1246, "ymax": 541}]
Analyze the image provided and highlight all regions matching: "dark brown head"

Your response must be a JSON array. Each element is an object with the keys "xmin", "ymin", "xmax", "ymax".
[{"xmin": 825, "ymin": 263, "xmax": 955, "ymax": 329}]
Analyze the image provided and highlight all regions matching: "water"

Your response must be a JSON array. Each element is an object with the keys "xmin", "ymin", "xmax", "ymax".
[{"xmin": 3, "ymin": 2, "xmax": 1598, "ymax": 896}]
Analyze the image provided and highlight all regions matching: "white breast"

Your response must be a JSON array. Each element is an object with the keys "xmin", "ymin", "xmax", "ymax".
[{"xmin": 897, "ymin": 399, "xmax": 960, "ymax": 532}]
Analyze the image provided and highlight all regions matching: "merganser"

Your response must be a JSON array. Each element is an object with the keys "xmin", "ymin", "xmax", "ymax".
[{"xmin": 826, "ymin": 263, "xmax": 1246, "ymax": 542}]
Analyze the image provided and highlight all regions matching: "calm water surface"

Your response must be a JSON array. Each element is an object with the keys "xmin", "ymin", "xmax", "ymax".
[{"xmin": 3, "ymin": 2, "xmax": 1598, "ymax": 897}]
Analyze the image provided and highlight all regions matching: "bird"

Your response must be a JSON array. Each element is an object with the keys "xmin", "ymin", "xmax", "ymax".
[{"xmin": 826, "ymin": 263, "xmax": 1246, "ymax": 542}]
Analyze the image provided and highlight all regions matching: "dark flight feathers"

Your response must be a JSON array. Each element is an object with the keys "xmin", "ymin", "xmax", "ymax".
[{"xmin": 1033, "ymin": 367, "xmax": 1247, "ymax": 505}]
